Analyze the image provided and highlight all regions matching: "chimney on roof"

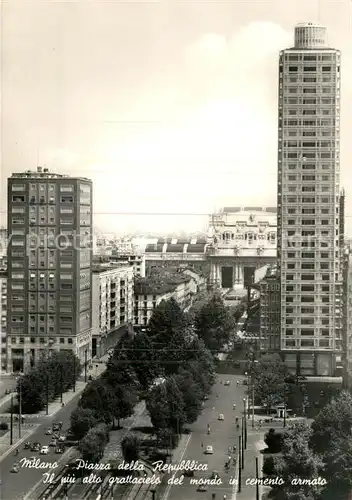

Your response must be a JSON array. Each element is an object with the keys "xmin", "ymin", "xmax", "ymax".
[
  {"xmin": 37, "ymin": 166, "xmax": 42, "ymax": 173},
  {"xmin": 43, "ymin": 168, "xmax": 49, "ymax": 173}
]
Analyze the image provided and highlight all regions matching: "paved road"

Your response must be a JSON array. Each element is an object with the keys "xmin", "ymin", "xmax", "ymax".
[
  {"xmin": 166, "ymin": 374, "xmax": 247, "ymax": 500},
  {"xmin": 0, "ymin": 392, "xmax": 81, "ymax": 500}
]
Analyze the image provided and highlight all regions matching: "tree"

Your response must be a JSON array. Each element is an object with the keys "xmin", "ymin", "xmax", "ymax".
[
  {"xmin": 121, "ymin": 434, "xmax": 140, "ymax": 463},
  {"xmin": 109, "ymin": 385, "xmax": 137, "ymax": 429},
  {"xmin": 195, "ymin": 294, "xmax": 235, "ymax": 350},
  {"xmin": 264, "ymin": 428, "xmax": 285, "ymax": 453},
  {"xmin": 319, "ymin": 435, "xmax": 352, "ymax": 500},
  {"xmin": 79, "ymin": 379, "xmax": 116, "ymax": 424},
  {"xmin": 19, "ymin": 351, "xmax": 81, "ymax": 413},
  {"xmin": 252, "ymin": 354, "xmax": 287, "ymax": 410},
  {"xmin": 269, "ymin": 423, "xmax": 325, "ymax": 500},
  {"xmin": 116, "ymin": 333, "xmax": 161, "ymax": 389},
  {"xmin": 78, "ymin": 424, "xmax": 109, "ymax": 462},
  {"xmin": 80, "ymin": 377, "xmax": 137, "ymax": 429},
  {"xmin": 70, "ymin": 407, "xmax": 98, "ymax": 440},
  {"xmin": 174, "ymin": 369, "xmax": 203, "ymax": 424},
  {"xmin": 103, "ymin": 357, "xmax": 140, "ymax": 391},
  {"xmin": 146, "ymin": 376, "xmax": 186, "ymax": 432},
  {"xmin": 311, "ymin": 391, "xmax": 352, "ymax": 499},
  {"xmin": 310, "ymin": 390, "xmax": 352, "ymax": 455},
  {"xmin": 148, "ymin": 298, "xmax": 186, "ymax": 345}
]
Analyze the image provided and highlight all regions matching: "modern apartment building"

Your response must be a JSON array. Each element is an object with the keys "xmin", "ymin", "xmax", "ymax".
[
  {"xmin": 92, "ymin": 263, "xmax": 134, "ymax": 357},
  {"xmin": 7, "ymin": 167, "xmax": 93, "ymax": 372},
  {"xmin": 277, "ymin": 23, "xmax": 342, "ymax": 376}
]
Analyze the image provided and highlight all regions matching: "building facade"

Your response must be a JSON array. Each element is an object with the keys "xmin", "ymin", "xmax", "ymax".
[
  {"xmin": 109, "ymin": 252, "xmax": 146, "ymax": 278},
  {"xmin": 277, "ymin": 24, "xmax": 342, "ymax": 376},
  {"xmin": 134, "ymin": 272, "xmax": 197, "ymax": 328},
  {"xmin": 7, "ymin": 167, "xmax": 93, "ymax": 371},
  {"xmin": 144, "ymin": 237, "xmax": 209, "ymax": 276},
  {"xmin": 0, "ymin": 271, "xmax": 7, "ymax": 372},
  {"xmin": 207, "ymin": 207, "xmax": 277, "ymax": 289},
  {"xmin": 260, "ymin": 267, "xmax": 281, "ymax": 352},
  {"xmin": 92, "ymin": 264, "xmax": 134, "ymax": 358}
]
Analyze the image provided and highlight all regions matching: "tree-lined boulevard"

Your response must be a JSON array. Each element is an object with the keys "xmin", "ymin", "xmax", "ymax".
[{"xmin": 1, "ymin": 293, "xmax": 352, "ymax": 500}]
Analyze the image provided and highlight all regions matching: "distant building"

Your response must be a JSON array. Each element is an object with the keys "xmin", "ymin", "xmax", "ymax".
[
  {"xmin": 133, "ymin": 270, "xmax": 198, "ymax": 329},
  {"xmin": 0, "ymin": 271, "xmax": 7, "ymax": 372},
  {"xmin": 7, "ymin": 167, "xmax": 93, "ymax": 372},
  {"xmin": 207, "ymin": 207, "xmax": 277, "ymax": 289},
  {"xmin": 92, "ymin": 264, "xmax": 134, "ymax": 357},
  {"xmin": 259, "ymin": 267, "xmax": 281, "ymax": 352},
  {"xmin": 0, "ymin": 229, "xmax": 7, "ymax": 259},
  {"xmin": 144, "ymin": 237, "xmax": 209, "ymax": 276},
  {"xmin": 109, "ymin": 251, "xmax": 146, "ymax": 278}
]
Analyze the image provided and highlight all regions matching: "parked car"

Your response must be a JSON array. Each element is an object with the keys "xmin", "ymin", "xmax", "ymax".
[
  {"xmin": 55, "ymin": 445, "xmax": 65, "ymax": 454},
  {"xmin": 224, "ymin": 380, "xmax": 231, "ymax": 386},
  {"xmin": 218, "ymin": 414, "xmax": 225, "ymax": 421},
  {"xmin": 58, "ymin": 435, "xmax": 66, "ymax": 442},
  {"xmin": 49, "ymin": 439, "xmax": 57, "ymax": 447},
  {"xmin": 45, "ymin": 428, "xmax": 53, "ymax": 435},
  {"xmin": 24, "ymin": 441, "xmax": 31, "ymax": 449}
]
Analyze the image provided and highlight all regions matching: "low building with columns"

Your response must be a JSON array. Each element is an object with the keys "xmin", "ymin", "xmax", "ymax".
[
  {"xmin": 140, "ymin": 207, "xmax": 277, "ymax": 292},
  {"xmin": 207, "ymin": 207, "xmax": 277, "ymax": 289}
]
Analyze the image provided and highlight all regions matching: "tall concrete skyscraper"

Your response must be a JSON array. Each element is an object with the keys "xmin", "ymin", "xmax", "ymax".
[
  {"xmin": 7, "ymin": 167, "xmax": 93, "ymax": 372},
  {"xmin": 277, "ymin": 23, "xmax": 342, "ymax": 376}
]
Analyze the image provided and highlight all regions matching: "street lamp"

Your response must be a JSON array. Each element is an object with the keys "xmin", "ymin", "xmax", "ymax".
[
  {"xmin": 251, "ymin": 360, "xmax": 259, "ymax": 428},
  {"xmin": 243, "ymin": 398, "xmax": 247, "ymax": 449},
  {"xmin": 84, "ymin": 349, "xmax": 88, "ymax": 383},
  {"xmin": 17, "ymin": 375, "xmax": 23, "ymax": 439}
]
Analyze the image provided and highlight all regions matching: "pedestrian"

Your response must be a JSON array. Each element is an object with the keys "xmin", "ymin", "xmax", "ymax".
[{"xmin": 201, "ymin": 442, "xmax": 203, "ymax": 448}]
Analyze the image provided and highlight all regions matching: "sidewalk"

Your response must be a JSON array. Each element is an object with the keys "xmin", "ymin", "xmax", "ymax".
[{"xmin": 236, "ymin": 430, "xmax": 267, "ymax": 500}]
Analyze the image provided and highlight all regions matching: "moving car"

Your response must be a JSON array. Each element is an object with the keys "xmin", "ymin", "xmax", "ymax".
[
  {"xmin": 58, "ymin": 435, "xmax": 66, "ymax": 442},
  {"xmin": 55, "ymin": 445, "xmax": 64, "ymax": 454},
  {"xmin": 49, "ymin": 439, "xmax": 57, "ymax": 447},
  {"xmin": 11, "ymin": 463, "xmax": 20, "ymax": 473},
  {"xmin": 183, "ymin": 469, "xmax": 194, "ymax": 477},
  {"xmin": 197, "ymin": 484, "xmax": 208, "ymax": 492},
  {"xmin": 31, "ymin": 442, "xmax": 40, "ymax": 452},
  {"xmin": 45, "ymin": 428, "xmax": 53, "ymax": 435},
  {"xmin": 204, "ymin": 445, "xmax": 214, "ymax": 454},
  {"xmin": 40, "ymin": 446, "xmax": 49, "ymax": 455},
  {"xmin": 24, "ymin": 441, "xmax": 31, "ymax": 449},
  {"xmin": 224, "ymin": 380, "xmax": 231, "ymax": 386},
  {"xmin": 218, "ymin": 414, "xmax": 225, "ymax": 421},
  {"xmin": 210, "ymin": 470, "xmax": 220, "ymax": 479}
]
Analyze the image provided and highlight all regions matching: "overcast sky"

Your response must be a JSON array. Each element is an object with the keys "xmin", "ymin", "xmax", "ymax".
[{"xmin": 1, "ymin": 0, "xmax": 352, "ymax": 234}]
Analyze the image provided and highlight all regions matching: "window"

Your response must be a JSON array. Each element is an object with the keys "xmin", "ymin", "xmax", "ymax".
[
  {"xmin": 60, "ymin": 184, "xmax": 74, "ymax": 192},
  {"xmin": 322, "ymin": 66, "xmax": 331, "ymax": 72},
  {"xmin": 60, "ymin": 195, "xmax": 74, "ymax": 203},
  {"xmin": 12, "ymin": 195, "xmax": 25, "ymax": 203}
]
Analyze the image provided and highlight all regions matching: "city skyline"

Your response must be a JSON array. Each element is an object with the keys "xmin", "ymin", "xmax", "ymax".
[{"xmin": 2, "ymin": 1, "xmax": 352, "ymax": 234}]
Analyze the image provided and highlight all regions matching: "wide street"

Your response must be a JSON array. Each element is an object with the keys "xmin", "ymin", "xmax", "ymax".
[
  {"xmin": 165, "ymin": 373, "xmax": 247, "ymax": 500},
  {"xmin": 0, "ymin": 392, "xmax": 81, "ymax": 500}
]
